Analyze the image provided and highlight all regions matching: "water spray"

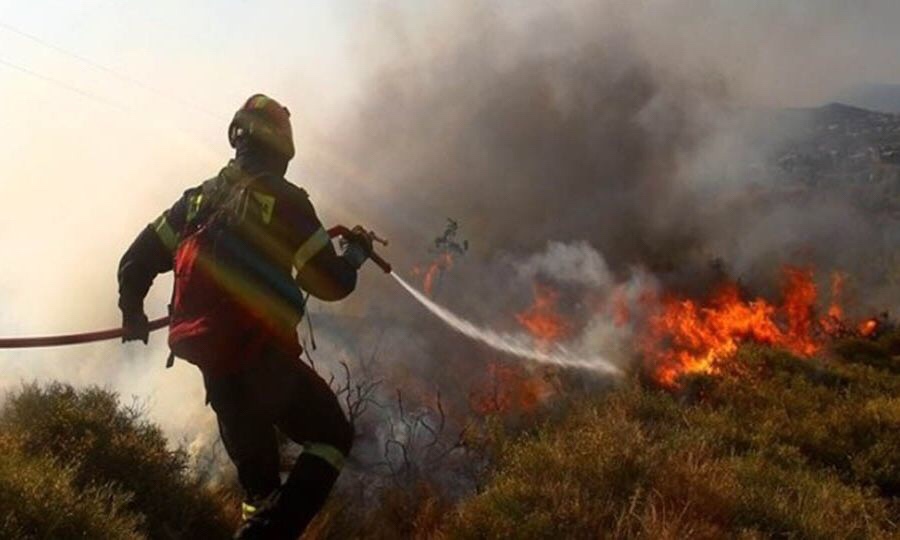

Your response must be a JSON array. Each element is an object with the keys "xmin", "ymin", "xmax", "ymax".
[
  {"xmin": 0, "ymin": 226, "xmax": 622, "ymax": 376},
  {"xmin": 391, "ymin": 272, "xmax": 621, "ymax": 375},
  {"xmin": 332, "ymin": 228, "xmax": 621, "ymax": 374}
]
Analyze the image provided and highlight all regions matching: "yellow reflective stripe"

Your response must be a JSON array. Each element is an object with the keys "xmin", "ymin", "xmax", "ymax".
[
  {"xmin": 293, "ymin": 227, "xmax": 329, "ymax": 272},
  {"xmin": 302, "ymin": 442, "xmax": 345, "ymax": 471},
  {"xmin": 152, "ymin": 214, "xmax": 178, "ymax": 252},
  {"xmin": 241, "ymin": 502, "xmax": 258, "ymax": 522},
  {"xmin": 249, "ymin": 95, "xmax": 269, "ymax": 109},
  {"xmin": 186, "ymin": 193, "xmax": 203, "ymax": 223},
  {"xmin": 250, "ymin": 191, "xmax": 275, "ymax": 224}
]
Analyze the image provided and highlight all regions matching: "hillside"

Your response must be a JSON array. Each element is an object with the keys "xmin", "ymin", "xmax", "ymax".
[
  {"xmin": 0, "ymin": 335, "xmax": 897, "ymax": 539},
  {"xmin": 448, "ymin": 343, "xmax": 899, "ymax": 538},
  {"xmin": 836, "ymin": 84, "xmax": 900, "ymax": 114},
  {"xmin": 2, "ymin": 103, "xmax": 899, "ymax": 538},
  {"xmin": 294, "ymin": 330, "xmax": 899, "ymax": 539},
  {"xmin": 771, "ymin": 103, "xmax": 900, "ymax": 222}
]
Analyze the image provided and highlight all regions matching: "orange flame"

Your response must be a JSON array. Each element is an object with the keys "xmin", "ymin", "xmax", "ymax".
[
  {"xmin": 781, "ymin": 267, "xmax": 819, "ymax": 356},
  {"xmin": 858, "ymin": 318, "xmax": 879, "ymax": 337},
  {"xmin": 515, "ymin": 284, "xmax": 570, "ymax": 344},
  {"xmin": 610, "ymin": 285, "xmax": 631, "ymax": 327},
  {"xmin": 820, "ymin": 272, "xmax": 847, "ymax": 335},
  {"xmin": 469, "ymin": 362, "xmax": 555, "ymax": 415},
  {"xmin": 412, "ymin": 253, "xmax": 454, "ymax": 296},
  {"xmin": 468, "ymin": 283, "xmax": 569, "ymax": 416},
  {"xmin": 644, "ymin": 266, "xmax": 828, "ymax": 387}
]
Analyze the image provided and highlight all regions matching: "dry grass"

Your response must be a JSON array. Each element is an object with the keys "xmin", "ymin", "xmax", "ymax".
[
  {"xmin": 447, "ymin": 341, "xmax": 900, "ymax": 539},
  {"xmin": 1, "ymin": 331, "xmax": 897, "ymax": 538}
]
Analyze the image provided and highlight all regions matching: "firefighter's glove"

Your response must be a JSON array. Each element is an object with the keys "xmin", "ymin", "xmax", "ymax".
[
  {"xmin": 342, "ymin": 225, "xmax": 374, "ymax": 269},
  {"xmin": 121, "ymin": 309, "xmax": 150, "ymax": 344}
]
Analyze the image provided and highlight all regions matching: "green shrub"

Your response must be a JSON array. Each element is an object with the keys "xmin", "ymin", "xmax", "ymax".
[
  {"xmin": 0, "ymin": 383, "xmax": 236, "ymax": 539},
  {"xmin": 832, "ymin": 337, "xmax": 898, "ymax": 372},
  {"xmin": 0, "ymin": 436, "xmax": 141, "ymax": 539}
]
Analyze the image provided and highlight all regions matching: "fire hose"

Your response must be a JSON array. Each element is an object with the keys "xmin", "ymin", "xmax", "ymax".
[
  {"xmin": 0, "ymin": 223, "xmax": 623, "ymax": 374},
  {"xmin": 0, "ymin": 225, "xmax": 391, "ymax": 350}
]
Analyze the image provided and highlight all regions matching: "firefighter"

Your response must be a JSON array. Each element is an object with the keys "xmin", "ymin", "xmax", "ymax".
[{"xmin": 118, "ymin": 94, "xmax": 371, "ymax": 539}]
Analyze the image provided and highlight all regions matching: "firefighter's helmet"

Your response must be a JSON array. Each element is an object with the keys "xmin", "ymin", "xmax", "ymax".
[{"xmin": 228, "ymin": 94, "xmax": 295, "ymax": 160}]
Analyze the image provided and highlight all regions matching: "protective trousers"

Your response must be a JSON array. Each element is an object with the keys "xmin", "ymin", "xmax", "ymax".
[{"xmin": 203, "ymin": 347, "xmax": 353, "ymax": 538}]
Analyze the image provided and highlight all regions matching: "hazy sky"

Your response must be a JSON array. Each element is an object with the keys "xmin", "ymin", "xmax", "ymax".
[
  {"xmin": 2, "ymin": 0, "xmax": 900, "ymax": 447},
  {"xmin": 0, "ymin": 0, "xmax": 374, "ymax": 446}
]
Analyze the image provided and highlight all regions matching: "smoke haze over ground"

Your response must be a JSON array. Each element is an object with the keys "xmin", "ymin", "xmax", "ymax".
[
  {"xmin": 3, "ymin": 0, "xmax": 900, "ymax": 463},
  {"xmin": 334, "ymin": 1, "xmax": 900, "ymax": 275},
  {"xmin": 328, "ymin": 0, "xmax": 900, "ymax": 377}
]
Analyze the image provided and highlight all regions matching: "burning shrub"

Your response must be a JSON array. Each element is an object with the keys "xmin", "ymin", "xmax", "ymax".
[
  {"xmin": 514, "ymin": 284, "xmax": 572, "ymax": 344},
  {"xmin": 0, "ymin": 383, "xmax": 237, "ymax": 539},
  {"xmin": 642, "ymin": 266, "xmax": 890, "ymax": 387},
  {"xmin": 469, "ymin": 362, "xmax": 559, "ymax": 417}
]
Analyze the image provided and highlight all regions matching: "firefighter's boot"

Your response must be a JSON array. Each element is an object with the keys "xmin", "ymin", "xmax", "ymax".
[{"xmin": 234, "ymin": 452, "xmax": 340, "ymax": 539}]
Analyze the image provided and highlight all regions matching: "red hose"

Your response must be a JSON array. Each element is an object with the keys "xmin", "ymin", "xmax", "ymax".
[
  {"xmin": 0, "ymin": 225, "xmax": 390, "ymax": 349},
  {"xmin": 0, "ymin": 317, "xmax": 170, "ymax": 349}
]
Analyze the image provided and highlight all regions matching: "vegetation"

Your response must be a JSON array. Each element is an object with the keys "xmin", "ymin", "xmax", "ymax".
[
  {"xmin": 0, "ymin": 383, "xmax": 238, "ymax": 539},
  {"xmin": 448, "ymin": 338, "xmax": 900, "ymax": 539},
  {"xmin": 0, "ymin": 435, "xmax": 140, "ymax": 539},
  {"xmin": 1, "ymin": 331, "xmax": 898, "ymax": 538},
  {"xmin": 308, "ymin": 332, "xmax": 900, "ymax": 539}
]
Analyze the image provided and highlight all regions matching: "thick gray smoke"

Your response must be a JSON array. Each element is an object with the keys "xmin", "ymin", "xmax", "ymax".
[
  {"xmin": 320, "ymin": 2, "xmax": 900, "ymax": 315},
  {"xmin": 333, "ymin": 6, "xmax": 715, "ymax": 274},
  {"xmin": 391, "ymin": 271, "xmax": 622, "ymax": 374},
  {"xmin": 307, "ymin": 3, "xmax": 900, "ymax": 474},
  {"xmin": 5, "ymin": 0, "xmax": 900, "ymax": 493}
]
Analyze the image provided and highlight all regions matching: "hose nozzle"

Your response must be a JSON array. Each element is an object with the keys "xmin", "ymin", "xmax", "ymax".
[{"xmin": 328, "ymin": 225, "xmax": 393, "ymax": 273}]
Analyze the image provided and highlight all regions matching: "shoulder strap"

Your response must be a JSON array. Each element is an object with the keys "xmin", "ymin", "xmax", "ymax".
[{"xmin": 182, "ymin": 164, "xmax": 257, "ymax": 232}]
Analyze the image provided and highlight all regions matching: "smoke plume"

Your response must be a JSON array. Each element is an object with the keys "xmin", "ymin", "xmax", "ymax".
[
  {"xmin": 4, "ymin": 0, "xmax": 900, "ymax": 486},
  {"xmin": 300, "ymin": 2, "xmax": 900, "ymax": 483}
]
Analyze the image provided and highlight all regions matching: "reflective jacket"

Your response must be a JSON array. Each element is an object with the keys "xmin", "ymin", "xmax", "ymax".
[{"xmin": 118, "ymin": 161, "xmax": 357, "ymax": 375}]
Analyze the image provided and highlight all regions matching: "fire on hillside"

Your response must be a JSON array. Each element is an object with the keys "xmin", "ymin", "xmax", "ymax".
[
  {"xmin": 411, "ymin": 245, "xmax": 889, "ymax": 409},
  {"xmin": 642, "ymin": 266, "xmax": 885, "ymax": 387}
]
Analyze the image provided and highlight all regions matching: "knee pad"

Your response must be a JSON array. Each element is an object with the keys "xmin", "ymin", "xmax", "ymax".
[{"xmin": 302, "ymin": 442, "xmax": 347, "ymax": 471}]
